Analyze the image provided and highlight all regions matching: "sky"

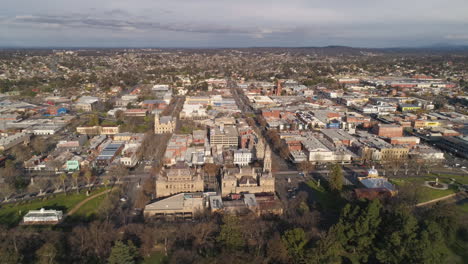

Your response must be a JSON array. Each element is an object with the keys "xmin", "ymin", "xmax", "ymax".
[{"xmin": 1, "ymin": 0, "xmax": 468, "ymax": 48}]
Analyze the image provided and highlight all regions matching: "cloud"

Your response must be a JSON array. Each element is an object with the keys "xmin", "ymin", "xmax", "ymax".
[
  {"xmin": 8, "ymin": 13, "xmax": 275, "ymax": 35},
  {"xmin": 1, "ymin": 0, "xmax": 468, "ymax": 47}
]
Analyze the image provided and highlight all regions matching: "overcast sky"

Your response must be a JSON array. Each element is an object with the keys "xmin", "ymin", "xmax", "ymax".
[{"xmin": 1, "ymin": 0, "xmax": 468, "ymax": 48}]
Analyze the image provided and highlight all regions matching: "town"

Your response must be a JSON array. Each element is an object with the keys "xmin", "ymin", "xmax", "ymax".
[{"xmin": 0, "ymin": 47, "xmax": 467, "ymax": 263}]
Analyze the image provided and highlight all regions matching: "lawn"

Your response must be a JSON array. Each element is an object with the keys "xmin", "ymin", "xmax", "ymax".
[
  {"xmin": 427, "ymin": 173, "xmax": 468, "ymax": 185},
  {"xmin": 73, "ymin": 192, "xmax": 107, "ymax": 217},
  {"xmin": 0, "ymin": 187, "xmax": 108, "ymax": 227},
  {"xmin": 141, "ymin": 252, "xmax": 167, "ymax": 264},
  {"xmin": 390, "ymin": 177, "xmax": 459, "ymax": 203},
  {"xmin": 305, "ymin": 180, "xmax": 345, "ymax": 212}
]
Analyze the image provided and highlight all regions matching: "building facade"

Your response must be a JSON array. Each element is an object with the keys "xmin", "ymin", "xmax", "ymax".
[
  {"xmin": 154, "ymin": 114, "xmax": 176, "ymax": 134},
  {"xmin": 155, "ymin": 162, "xmax": 204, "ymax": 198}
]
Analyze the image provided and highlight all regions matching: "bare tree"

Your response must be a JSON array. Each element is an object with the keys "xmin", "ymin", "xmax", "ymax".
[
  {"xmin": 84, "ymin": 169, "xmax": 93, "ymax": 187},
  {"xmin": 108, "ymin": 164, "xmax": 128, "ymax": 183},
  {"xmin": 297, "ymin": 161, "xmax": 313, "ymax": 174},
  {"xmin": 0, "ymin": 184, "xmax": 15, "ymax": 201},
  {"xmin": 59, "ymin": 173, "xmax": 67, "ymax": 192},
  {"xmin": 35, "ymin": 177, "xmax": 50, "ymax": 195},
  {"xmin": 388, "ymin": 157, "xmax": 405, "ymax": 176},
  {"xmin": 72, "ymin": 171, "xmax": 81, "ymax": 193}
]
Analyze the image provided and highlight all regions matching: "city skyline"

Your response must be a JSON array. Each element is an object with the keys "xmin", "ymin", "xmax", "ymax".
[{"xmin": 2, "ymin": 0, "xmax": 468, "ymax": 48}]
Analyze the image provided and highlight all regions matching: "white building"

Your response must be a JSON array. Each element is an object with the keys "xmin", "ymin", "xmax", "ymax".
[
  {"xmin": 23, "ymin": 208, "xmax": 63, "ymax": 224},
  {"xmin": 234, "ymin": 149, "xmax": 253, "ymax": 166}
]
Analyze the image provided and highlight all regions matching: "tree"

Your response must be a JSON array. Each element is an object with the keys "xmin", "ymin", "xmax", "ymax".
[
  {"xmin": 108, "ymin": 240, "xmax": 138, "ymax": 264},
  {"xmin": 10, "ymin": 145, "xmax": 30, "ymax": 162},
  {"xmin": 0, "ymin": 247, "xmax": 22, "ymax": 264},
  {"xmin": 282, "ymin": 228, "xmax": 308, "ymax": 263},
  {"xmin": 36, "ymin": 242, "xmax": 58, "ymax": 264},
  {"xmin": 335, "ymin": 199, "xmax": 383, "ymax": 263},
  {"xmin": 298, "ymin": 161, "xmax": 313, "ymax": 174},
  {"xmin": 87, "ymin": 114, "xmax": 100, "ymax": 126},
  {"xmin": 59, "ymin": 173, "xmax": 67, "ymax": 192},
  {"xmin": 375, "ymin": 208, "xmax": 419, "ymax": 264},
  {"xmin": 266, "ymin": 233, "xmax": 289, "ymax": 264},
  {"xmin": 71, "ymin": 171, "xmax": 81, "ymax": 193},
  {"xmin": 108, "ymin": 164, "xmax": 128, "ymax": 183},
  {"xmin": 31, "ymin": 137, "xmax": 48, "ymax": 154},
  {"xmin": 84, "ymin": 169, "xmax": 93, "ymax": 187},
  {"xmin": 32, "ymin": 177, "xmax": 50, "ymax": 195},
  {"xmin": 329, "ymin": 164, "xmax": 343, "ymax": 192},
  {"xmin": 216, "ymin": 215, "xmax": 245, "ymax": 252},
  {"xmin": 0, "ymin": 184, "xmax": 15, "ymax": 201}
]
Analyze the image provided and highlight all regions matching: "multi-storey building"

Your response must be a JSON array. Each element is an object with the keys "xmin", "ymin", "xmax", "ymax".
[
  {"xmin": 221, "ymin": 145, "xmax": 275, "ymax": 197},
  {"xmin": 155, "ymin": 162, "xmax": 204, "ymax": 198},
  {"xmin": 209, "ymin": 125, "xmax": 239, "ymax": 148}
]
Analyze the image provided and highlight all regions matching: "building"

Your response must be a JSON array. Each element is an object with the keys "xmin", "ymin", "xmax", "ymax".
[
  {"xmin": 0, "ymin": 132, "xmax": 30, "ymax": 151},
  {"xmin": 155, "ymin": 162, "xmax": 204, "ymax": 198},
  {"xmin": 75, "ymin": 96, "xmax": 99, "ymax": 111},
  {"xmin": 124, "ymin": 109, "xmax": 148, "ymax": 117},
  {"xmin": 154, "ymin": 114, "xmax": 176, "ymax": 134},
  {"xmin": 144, "ymin": 192, "xmax": 204, "ymax": 219},
  {"xmin": 435, "ymin": 136, "xmax": 468, "ymax": 159},
  {"xmin": 233, "ymin": 149, "xmax": 253, "ymax": 166},
  {"xmin": 23, "ymin": 208, "xmax": 63, "ymax": 225},
  {"xmin": 95, "ymin": 142, "xmax": 124, "ymax": 167},
  {"xmin": 355, "ymin": 167, "xmax": 397, "ymax": 199},
  {"xmin": 210, "ymin": 125, "xmax": 239, "ymax": 148},
  {"xmin": 221, "ymin": 146, "xmax": 275, "ymax": 196},
  {"xmin": 76, "ymin": 126, "xmax": 120, "ymax": 135},
  {"xmin": 373, "ymin": 124, "xmax": 403, "ymax": 138}
]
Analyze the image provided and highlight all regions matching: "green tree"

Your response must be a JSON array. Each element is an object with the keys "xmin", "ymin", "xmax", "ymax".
[
  {"xmin": 87, "ymin": 114, "xmax": 100, "ymax": 126},
  {"xmin": 216, "ymin": 215, "xmax": 245, "ymax": 251},
  {"xmin": 108, "ymin": 240, "xmax": 138, "ymax": 264},
  {"xmin": 374, "ymin": 208, "xmax": 419, "ymax": 264},
  {"xmin": 336, "ymin": 199, "xmax": 382, "ymax": 263},
  {"xmin": 412, "ymin": 221, "xmax": 449, "ymax": 264},
  {"xmin": 36, "ymin": 242, "xmax": 58, "ymax": 264},
  {"xmin": 308, "ymin": 228, "xmax": 343, "ymax": 264},
  {"xmin": 329, "ymin": 164, "xmax": 343, "ymax": 192},
  {"xmin": 282, "ymin": 228, "xmax": 308, "ymax": 263}
]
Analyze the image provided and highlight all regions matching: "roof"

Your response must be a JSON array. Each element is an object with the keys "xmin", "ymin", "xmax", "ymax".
[
  {"xmin": 145, "ymin": 192, "xmax": 204, "ymax": 211},
  {"xmin": 243, "ymin": 193, "xmax": 257, "ymax": 207},
  {"xmin": 360, "ymin": 178, "xmax": 395, "ymax": 192}
]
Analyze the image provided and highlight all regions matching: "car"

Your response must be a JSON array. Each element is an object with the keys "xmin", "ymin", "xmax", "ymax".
[{"xmin": 462, "ymin": 166, "xmax": 466, "ymax": 169}]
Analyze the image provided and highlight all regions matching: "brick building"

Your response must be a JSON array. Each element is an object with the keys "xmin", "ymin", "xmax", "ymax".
[{"xmin": 373, "ymin": 124, "xmax": 403, "ymax": 138}]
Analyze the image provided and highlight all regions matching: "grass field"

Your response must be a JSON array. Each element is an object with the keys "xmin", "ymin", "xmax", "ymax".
[
  {"xmin": 427, "ymin": 173, "xmax": 468, "ymax": 185},
  {"xmin": 390, "ymin": 177, "xmax": 459, "ymax": 203},
  {"xmin": 0, "ymin": 187, "xmax": 108, "ymax": 227}
]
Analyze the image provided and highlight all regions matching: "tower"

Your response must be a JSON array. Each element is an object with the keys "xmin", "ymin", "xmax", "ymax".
[
  {"xmin": 263, "ymin": 144, "xmax": 272, "ymax": 173},
  {"xmin": 154, "ymin": 113, "xmax": 160, "ymax": 133},
  {"xmin": 276, "ymin": 79, "xmax": 282, "ymax": 96},
  {"xmin": 255, "ymin": 138, "xmax": 265, "ymax": 160}
]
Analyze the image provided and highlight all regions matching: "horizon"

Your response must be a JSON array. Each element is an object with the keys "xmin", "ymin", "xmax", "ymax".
[{"xmin": 2, "ymin": 0, "xmax": 468, "ymax": 48}]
